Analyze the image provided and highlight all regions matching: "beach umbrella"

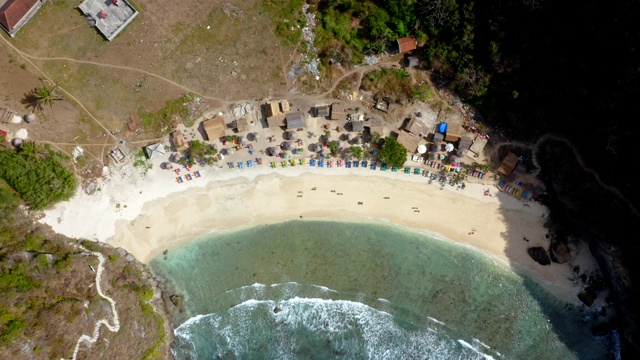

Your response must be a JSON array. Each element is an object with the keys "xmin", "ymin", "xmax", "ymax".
[
  {"xmin": 288, "ymin": 131, "xmax": 298, "ymax": 140},
  {"xmin": 338, "ymin": 141, "xmax": 345, "ymax": 150},
  {"xmin": 449, "ymin": 155, "xmax": 458, "ymax": 164},
  {"xmin": 283, "ymin": 151, "xmax": 291, "ymax": 159},
  {"xmin": 163, "ymin": 162, "xmax": 173, "ymax": 170},
  {"xmin": 347, "ymin": 133, "xmax": 354, "ymax": 142},
  {"xmin": 281, "ymin": 141, "xmax": 291, "ymax": 151},
  {"xmin": 417, "ymin": 144, "xmax": 427, "ymax": 154},
  {"xmin": 445, "ymin": 143, "xmax": 455, "ymax": 152},
  {"xmin": 290, "ymin": 142, "xmax": 298, "ymax": 151},
  {"xmin": 429, "ymin": 151, "xmax": 438, "ymax": 160},
  {"xmin": 430, "ymin": 143, "xmax": 439, "ymax": 152},
  {"xmin": 268, "ymin": 147, "xmax": 279, "ymax": 156},
  {"xmin": 355, "ymin": 136, "xmax": 363, "ymax": 145},
  {"xmin": 456, "ymin": 149, "xmax": 466, "ymax": 157}
]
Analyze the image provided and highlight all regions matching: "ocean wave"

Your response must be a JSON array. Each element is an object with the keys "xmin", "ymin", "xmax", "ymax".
[{"xmin": 172, "ymin": 297, "xmax": 497, "ymax": 360}]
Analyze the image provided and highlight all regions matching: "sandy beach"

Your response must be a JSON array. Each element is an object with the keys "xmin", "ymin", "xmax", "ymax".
[{"xmin": 41, "ymin": 158, "xmax": 598, "ymax": 304}]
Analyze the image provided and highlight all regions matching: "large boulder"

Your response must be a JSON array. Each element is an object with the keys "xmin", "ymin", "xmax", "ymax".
[
  {"xmin": 578, "ymin": 287, "xmax": 598, "ymax": 306},
  {"xmin": 169, "ymin": 295, "xmax": 184, "ymax": 308},
  {"xmin": 550, "ymin": 240, "xmax": 572, "ymax": 264},
  {"xmin": 528, "ymin": 246, "xmax": 551, "ymax": 266}
]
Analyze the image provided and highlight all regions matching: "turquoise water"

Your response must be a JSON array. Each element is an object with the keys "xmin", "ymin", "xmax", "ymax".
[{"xmin": 149, "ymin": 220, "xmax": 615, "ymax": 359}]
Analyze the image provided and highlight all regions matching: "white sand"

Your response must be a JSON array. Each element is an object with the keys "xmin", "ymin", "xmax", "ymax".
[{"xmin": 41, "ymin": 159, "xmax": 597, "ymax": 304}]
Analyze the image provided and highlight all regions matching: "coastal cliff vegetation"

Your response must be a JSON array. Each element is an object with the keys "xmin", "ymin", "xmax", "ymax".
[{"xmin": 0, "ymin": 150, "xmax": 170, "ymax": 358}]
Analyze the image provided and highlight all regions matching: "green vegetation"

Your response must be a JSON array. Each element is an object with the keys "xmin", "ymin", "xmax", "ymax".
[
  {"xmin": 263, "ymin": 0, "xmax": 305, "ymax": 45},
  {"xmin": 139, "ymin": 93, "xmax": 201, "ymax": 133},
  {"xmin": 180, "ymin": 140, "xmax": 218, "ymax": 166},
  {"xmin": 315, "ymin": 0, "xmax": 423, "ymax": 64},
  {"xmin": 0, "ymin": 143, "xmax": 76, "ymax": 211},
  {"xmin": 377, "ymin": 136, "xmax": 407, "ymax": 168},
  {"xmin": 471, "ymin": 161, "xmax": 490, "ymax": 172},
  {"xmin": 349, "ymin": 146, "xmax": 364, "ymax": 160},
  {"xmin": 412, "ymin": 82, "xmax": 434, "ymax": 101},
  {"xmin": 133, "ymin": 149, "xmax": 153, "ymax": 177},
  {"xmin": 328, "ymin": 141, "xmax": 339, "ymax": 157},
  {"xmin": 33, "ymin": 83, "xmax": 62, "ymax": 109},
  {"xmin": 361, "ymin": 68, "xmax": 413, "ymax": 102}
]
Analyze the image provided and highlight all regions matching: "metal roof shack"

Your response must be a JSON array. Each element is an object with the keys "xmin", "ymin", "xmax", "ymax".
[
  {"xmin": 79, "ymin": 0, "xmax": 138, "ymax": 41},
  {"xmin": 203, "ymin": 117, "xmax": 226, "ymax": 141},
  {"xmin": 497, "ymin": 152, "xmax": 519, "ymax": 177},
  {"xmin": 0, "ymin": 0, "xmax": 44, "ymax": 37},
  {"xmin": 314, "ymin": 105, "xmax": 330, "ymax": 118},
  {"xmin": 396, "ymin": 36, "xmax": 417, "ymax": 53},
  {"xmin": 349, "ymin": 121, "xmax": 364, "ymax": 132},
  {"xmin": 395, "ymin": 131, "xmax": 420, "ymax": 152},
  {"xmin": 145, "ymin": 143, "xmax": 165, "ymax": 159},
  {"xmin": 286, "ymin": 112, "xmax": 305, "ymax": 129}
]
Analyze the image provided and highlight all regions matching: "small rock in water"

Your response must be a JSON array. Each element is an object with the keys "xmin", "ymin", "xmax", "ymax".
[
  {"xmin": 527, "ymin": 246, "xmax": 551, "ymax": 266},
  {"xmin": 274, "ymin": 306, "xmax": 282, "ymax": 313}
]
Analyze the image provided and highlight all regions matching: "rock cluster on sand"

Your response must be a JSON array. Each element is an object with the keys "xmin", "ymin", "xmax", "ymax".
[{"xmin": 528, "ymin": 246, "xmax": 551, "ymax": 266}]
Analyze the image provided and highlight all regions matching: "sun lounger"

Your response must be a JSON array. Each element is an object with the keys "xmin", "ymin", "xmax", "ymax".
[
  {"xmin": 370, "ymin": 163, "xmax": 376, "ymax": 170},
  {"xmin": 337, "ymin": 160, "xmax": 342, "ymax": 167},
  {"xmin": 270, "ymin": 162, "xmax": 276, "ymax": 168},
  {"xmin": 362, "ymin": 161, "xmax": 367, "ymax": 167},
  {"xmin": 414, "ymin": 168, "xmax": 421, "ymax": 175},
  {"xmin": 392, "ymin": 167, "xmax": 398, "ymax": 172},
  {"xmin": 381, "ymin": 164, "xmax": 388, "ymax": 171},
  {"xmin": 227, "ymin": 162, "xmax": 235, "ymax": 168},
  {"xmin": 327, "ymin": 160, "xmax": 333, "ymax": 168},
  {"xmin": 300, "ymin": 158, "xmax": 306, "ymax": 165},
  {"xmin": 256, "ymin": 158, "xmax": 263, "ymax": 165},
  {"xmin": 194, "ymin": 171, "xmax": 201, "ymax": 178},
  {"xmin": 247, "ymin": 160, "xmax": 254, "ymax": 167},
  {"xmin": 310, "ymin": 159, "xmax": 316, "ymax": 166},
  {"xmin": 319, "ymin": 161, "xmax": 324, "ymax": 167},
  {"xmin": 176, "ymin": 176, "xmax": 183, "ymax": 183},
  {"xmin": 185, "ymin": 174, "xmax": 192, "ymax": 181},
  {"xmin": 345, "ymin": 161, "xmax": 351, "ymax": 168},
  {"xmin": 281, "ymin": 161, "xmax": 287, "ymax": 168},
  {"xmin": 404, "ymin": 167, "xmax": 411, "ymax": 174},
  {"xmin": 353, "ymin": 161, "xmax": 359, "ymax": 168}
]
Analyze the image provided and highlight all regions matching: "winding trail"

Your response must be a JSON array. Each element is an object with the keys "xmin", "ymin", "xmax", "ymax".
[{"xmin": 62, "ymin": 248, "xmax": 120, "ymax": 360}]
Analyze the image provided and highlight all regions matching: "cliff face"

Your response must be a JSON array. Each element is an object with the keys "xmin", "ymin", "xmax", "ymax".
[{"xmin": 536, "ymin": 139, "xmax": 640, "ymax": 357}]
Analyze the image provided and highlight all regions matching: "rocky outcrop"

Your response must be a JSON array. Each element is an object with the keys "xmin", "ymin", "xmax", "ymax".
[
  {"xmin": 550, "ymin": 240, "xmax": 572, "ymax": 264},
  {"xmin": 169, "ymin": 295, "xmax": 184, "ymax": 308},
  {"xmin": 527, "ymin": 246, "xmax": 551, "ymax": 266}
]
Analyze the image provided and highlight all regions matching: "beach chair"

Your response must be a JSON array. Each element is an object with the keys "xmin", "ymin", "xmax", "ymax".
[
  {"xmin": 414, "ymin": 168, "xmax": 421, "ymax": 175},
  {"xmin": 176, "ymin": 176, "xmax": 183, "ymax": 183},
  {"xmin": 362, "ymin": 161, "xmax": 367, "ymax": 168},
  {"xmin": 256, "ymin": 158, "xmax": 263, "ymax": 165},
  {"xmin": 300, "ymin": 158, "xmax": 306, "ymax": 165},
  {"xmin": 185, "ymin": 174, "xmax": 193, "ymax": 181},
  {"xmin": 404, "ymin": 167, "xmax": 411, "ymax": 174},
  {"xmin": 194, "ymin": 171, "xmax": 201, "ymax": 178},
  {"xmin": 247, "ymin": 160, "xmax": 254, "ymax": 167},
  {"xmin": 392, "ymin": 167, "xmax": 398, "ymax": 172},
  {"xmin": 370, "ymin": 163, "xmax": 376, "ymax": 170},
  {"xmin": 281, "ymin": 161, "xmax": 287, "ymax": 168},
  {"xmin": 337, "ymin": 160, "xmax": 342, "ymax": 167},
  {"xmin": 422, "ymin": 169, "xmax": 427, "ymax": 176},
  {"xmin": 310, "ymin": 159, "xmax": 316, "ymax": 166},
  {"xmin": 381, "ymin": 164, "xmax": 387, "ymax": 171},
  {"xmin": 353, "ymin": 161, "xmax": 359, "ymax": 168},
  {"xmin": 319, "ymin": 161, "xmax": 324, "ymax": 167},
  {"xmin": 327, "ymin": 160, "xmax": 333, "ymax": 168},
  {"xmin": 270, "ymin": 162, "xmax": 276, "ymax": 168},
  {"xmin": 227, "ymin": 162, "xmax": 235, "ymax": 169},
  {"xmin": 238, "ymin": 162, "xmax": 245, "ymax": 169},
  {"xmin": 345, "ymin": 161, "xmax": 351, "ymax": 168},
  {"xmin": 289, "ymin": 159, "xmax": 296, "ymax": 166}
]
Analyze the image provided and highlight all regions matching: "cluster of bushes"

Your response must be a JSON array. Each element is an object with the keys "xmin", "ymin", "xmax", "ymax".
[{"xmin": 0, "ymin": 143, "xmax": 76, "ymax": 211}]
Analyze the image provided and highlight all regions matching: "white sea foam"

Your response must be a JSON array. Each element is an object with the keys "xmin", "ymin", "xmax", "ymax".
[
  {"xmin": 458, "ymin": 339, "xmax": 496, "ymax": 360},
  {"xmin": 427, "ymin": 316, "xmax": 446, "ymax": 325}
]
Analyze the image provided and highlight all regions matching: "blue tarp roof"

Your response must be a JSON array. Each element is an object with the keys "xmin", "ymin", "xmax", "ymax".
[{"xmin": 437, "ymin": 122, "xmax": 448, "ymax": 134}]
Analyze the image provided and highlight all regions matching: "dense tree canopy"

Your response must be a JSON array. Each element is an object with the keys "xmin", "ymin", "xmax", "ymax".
[
  {"xmin": 0, "ymin": 144, "xmax": 76, "ymax": 210},
  {"xmin": 378, "ymin": 137, "xmax": 407, "ymax": 168}
]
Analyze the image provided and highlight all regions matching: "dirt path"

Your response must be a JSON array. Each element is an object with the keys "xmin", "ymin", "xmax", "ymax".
[{"xmin": 63, "ymin": 248, "xmax": 120, "ymax": 360}]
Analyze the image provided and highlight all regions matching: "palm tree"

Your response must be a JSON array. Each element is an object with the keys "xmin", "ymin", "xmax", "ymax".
[
  {"xmin": 33, "ymin": 84, "xmax": 62, "ymax": 109},
  {"xmin": 20, "ymin": 141, "xmax": 46, "ymax": 160}
]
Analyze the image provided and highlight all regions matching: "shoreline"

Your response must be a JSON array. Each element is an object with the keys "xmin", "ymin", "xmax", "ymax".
[{"xmin": 41, "ymin": 161, "xmax": 598, "ymax": 305}]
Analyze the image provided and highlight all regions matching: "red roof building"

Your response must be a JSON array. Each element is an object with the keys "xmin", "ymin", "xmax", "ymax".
[
  {"xmin": 396, "ymin": 36, "xmax": 417, "ymax": 53},
  {"xmin": 0, "ymin": 0, "xmax": 43, "ymax": 37}
]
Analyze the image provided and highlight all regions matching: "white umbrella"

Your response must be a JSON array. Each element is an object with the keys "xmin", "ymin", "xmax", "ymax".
[
  {"xmin": 417, "ymin": 144, "xmax": 427, "ymax": 154},
  {"xmin": 445, "ymin": 143, "xmax": 455, "ymax": 152}
]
